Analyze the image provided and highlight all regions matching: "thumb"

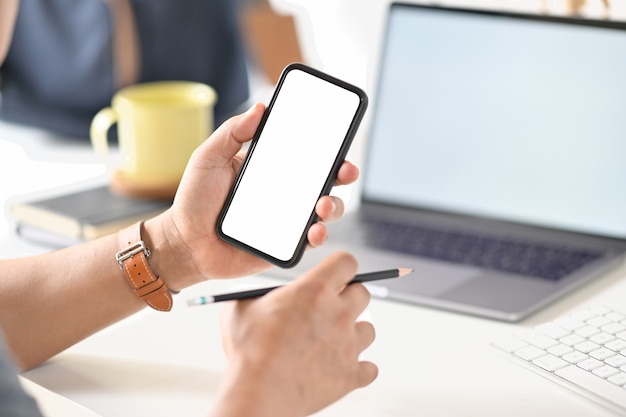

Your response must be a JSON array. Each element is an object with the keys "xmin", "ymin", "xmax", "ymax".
[{"xmin": 201, "ymin": 102, "xmax": 266, "ymax": 167}]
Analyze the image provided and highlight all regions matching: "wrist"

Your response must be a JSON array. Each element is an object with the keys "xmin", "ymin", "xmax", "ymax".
[
  {"xmin": 211, "ymin": 358, "xmax": 306, "ymax": 417},
  {"xmin": 116, "ymin": 221, "xmax": 174, "ymax": 311},
  {"xmin": 140, "ymin": 212, "xmax": 204, "ymax": 292}
]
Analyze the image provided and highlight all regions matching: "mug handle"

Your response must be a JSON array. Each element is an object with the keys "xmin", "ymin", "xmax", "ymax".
[{"xmin": 90, "ymin": 107, "xmax": 117, "ymax": 155}]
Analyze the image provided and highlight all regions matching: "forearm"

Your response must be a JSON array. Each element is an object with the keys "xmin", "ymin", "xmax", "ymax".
[
  {"xmin": 0, "ymin": 232, "xmax": 144, "ymax": 370},
  {"xmin": 0, "ymin": 210, "xmax": 197, "ymax": 371},
  {"xmin": 0, "ymin": 0, "xmax": 19, "ymax": 65}
]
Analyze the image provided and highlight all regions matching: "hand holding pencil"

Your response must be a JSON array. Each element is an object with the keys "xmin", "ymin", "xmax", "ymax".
[{"xmin": 214, "ymin": 252, "xmax": 383, "ymax": 416}]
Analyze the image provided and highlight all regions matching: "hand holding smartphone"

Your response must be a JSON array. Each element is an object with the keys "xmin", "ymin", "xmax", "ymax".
[{"xmin": 216, "ymin": 63, "xmax": 368, "ymax": 267}]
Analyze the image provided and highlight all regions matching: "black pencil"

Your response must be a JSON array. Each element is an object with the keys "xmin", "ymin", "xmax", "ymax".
[{"xmin": 186, "ymin": 268, "xmax": 413, "ymax": 306}]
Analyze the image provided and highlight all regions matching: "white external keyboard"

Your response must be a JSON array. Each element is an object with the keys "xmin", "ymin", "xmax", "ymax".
[{"xmin": 493, "ymin": 306, "xmax": 626, "ymax": 415}]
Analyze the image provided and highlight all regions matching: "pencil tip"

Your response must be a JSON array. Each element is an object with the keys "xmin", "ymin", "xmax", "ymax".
[{"xmin": 397, "ymin": 268, "xmax": 414, "ymax": 277}]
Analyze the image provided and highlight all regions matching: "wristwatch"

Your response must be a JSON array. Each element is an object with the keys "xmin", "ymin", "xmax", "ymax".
[{"xmin": 116, "ymin": 221, "xmax": 173, "ymax": 311}]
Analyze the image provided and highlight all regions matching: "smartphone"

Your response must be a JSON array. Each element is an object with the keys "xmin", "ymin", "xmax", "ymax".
[{"xmin": 216, "ymin": 63, "xmax": 368, "ymax": 268}]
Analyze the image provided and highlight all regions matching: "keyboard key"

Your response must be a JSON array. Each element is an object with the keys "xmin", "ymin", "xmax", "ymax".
[
  {"xmin": 548, "ymin": 344, "xmax": 573, "ymax": 357},
  {"xmin": 572, "ymin": 308, "xmax": 604, "ymax": 322},
  {"xmin": 608, "ymin": 372, "xmax": 626, "ymax": 386},
  {"xmin": 589, "ymin": 347, "xmax": 617, "ymax": 361},
  {"xmin": 606, "ymin": 339, "xmax": 626, "ymax": 352},
  {"xmin": 590, "ymin": 332, "xmax": 615, "ymax": 345},
  {"xmin": 606, "ymin": 312, "xmax": 625, "ymax": 322},
  {"xmin": 587, "ymin": 316, "xmax": 612, "ymax": 328},
  {"xmin": 518, "ymin": 330, "xmax": 559, "ymax": 349},
  {"xmin": 533, "ymin": 354, "xmax": 569, "ymax": 372},
  {"xmin": 601, "ymin": 322, "xmax": 625, "ymax": 335},
  {"xmin": 560, "ymin": 333, "xmax": 585, "ymax": 347},
  {"xmin": 515, "ymin": 345, "xmax": 546, "ymax": 361},
  {"xmin": 574, "ymin": 340, "xmax": 601, "ymax": 354},
  {"xmin": 605, "ymin": 355, "xmax": 626, "ymax": 368},
  {"xmin": 578, "ymin": 358, "xmax": 603, "ymax": 371},
  {"xmin": 576, "ymin": 325, "xmax": 601, "ymax": 338},
  {"xmin": 562, "ymin": 351, "xmax": 589, "ymax": 364},
  {"xmin": 593, "ymin": 365, "xmax": 619, "ymax": 379},
  {"xmin": 554, "ymin": 317, "xmax": 585, "ymax": 331},
  {"xmin": 556, "ymin": 365, "xmax": 626, "ymax": 408}
]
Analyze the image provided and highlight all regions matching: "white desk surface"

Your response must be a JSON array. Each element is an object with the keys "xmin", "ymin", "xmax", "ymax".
[{"xmin": 1, "ymin": 119, "xmax": 625, "ymax": 417}]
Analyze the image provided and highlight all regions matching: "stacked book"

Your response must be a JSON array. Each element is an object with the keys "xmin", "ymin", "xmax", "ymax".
[{"xmin": 9, "ymin": 185, "xmax": 171, "ymax": 247}]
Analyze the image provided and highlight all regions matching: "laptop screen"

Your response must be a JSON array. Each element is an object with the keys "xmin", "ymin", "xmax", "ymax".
[{"xmin": 363, "ymin": 3, "xmax": 626, "ymax": 239}]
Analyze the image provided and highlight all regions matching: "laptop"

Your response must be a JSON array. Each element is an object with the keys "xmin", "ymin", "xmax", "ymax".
[{"xmin": 267, "ymin": 2, "xmax": 626, "ymax": 322}]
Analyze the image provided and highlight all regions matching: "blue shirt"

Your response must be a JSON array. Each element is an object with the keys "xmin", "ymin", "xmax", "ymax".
[
  {"xmin": 0, "ymin": 331, "xmax": 44, "ymax": 417},
  {"xmin": 0, "ymin": 0, "xmax": 249, "ymax": 139}
]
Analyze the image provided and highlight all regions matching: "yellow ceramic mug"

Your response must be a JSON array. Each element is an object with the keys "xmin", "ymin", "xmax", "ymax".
[{"xmin": 90, "ymin": 81, "xmax": 217, "ymax": 199}]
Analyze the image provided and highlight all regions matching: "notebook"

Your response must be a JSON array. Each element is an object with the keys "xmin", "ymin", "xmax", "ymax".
[
  {"xmin": 267, "ymin": 3, "xmax": 626, "ymax": 322},
  {"xmin": 10, "ymin": 185, "xmax": 171, "ymax": 247}
]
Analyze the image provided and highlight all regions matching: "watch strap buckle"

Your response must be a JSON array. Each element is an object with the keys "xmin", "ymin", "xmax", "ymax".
[{"xmin": 116, "ymin": 241, "xmax": 151, "ymax": 269}]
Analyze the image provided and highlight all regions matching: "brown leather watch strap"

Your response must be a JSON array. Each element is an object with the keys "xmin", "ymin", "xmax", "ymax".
[{"xmin": 116, "ymin": 221, "xmax": 173, "ymax": 311}]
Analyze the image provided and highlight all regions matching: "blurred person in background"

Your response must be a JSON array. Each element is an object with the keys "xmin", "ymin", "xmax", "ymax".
[{"xmin": 0, "ymin": 0, "xmax": 249, "ymax": 139}]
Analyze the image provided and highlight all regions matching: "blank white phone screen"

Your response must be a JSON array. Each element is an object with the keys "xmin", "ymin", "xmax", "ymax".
[{"xmin": 220, "ymin": 68, "xmax": 361, "ymax": 262}]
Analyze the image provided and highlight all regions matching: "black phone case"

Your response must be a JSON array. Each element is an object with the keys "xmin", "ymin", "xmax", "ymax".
[{"xmin": 216, "ymin": 62, "xmax": 368, "ymax": 268}]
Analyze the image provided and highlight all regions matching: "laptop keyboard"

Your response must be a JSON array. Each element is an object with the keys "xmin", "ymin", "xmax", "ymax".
[
  {"xmin": 493, "ymin": 306, "xmax": 626, "ymax": 413},
  {"xmin": 359, "ymin": 219, "xmax": 604, "ymax": 281}
]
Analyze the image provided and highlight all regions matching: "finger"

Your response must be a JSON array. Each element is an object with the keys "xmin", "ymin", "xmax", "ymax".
[
  {"xmin": 354, "ymin": 320, "xmax": 376, "ymax": 352},
  {"xmin": 315, "ymin": 196, "xmax": 344, "ymax": 222},
  {"xmin": 334, "ymin": 160, "xmax": 360, "ymax": 186},
  {"xmin": 298, "ymin": 251, "xmax": 358, "ymax": 292},
  {"xmin": 199, "ymin": 102, "xmax": 266, "ymax": 167},
  {"xmin": 218, "ymin": 303, "xmax": 237, "ymax": 357},
  {"xmin": 340, "ymin": 282, "xmax": 372, "ymax": 320},
  {"xmin": 307, "ymin": 195, "xmax": 346, "ymax": 248},
  {"xmin": 355, "ymin": 361, "xmax": 379, "ymax": 388},
  {"xmin": 306, "ymin": 223, "xmax": 328, "ymax": 248}
]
